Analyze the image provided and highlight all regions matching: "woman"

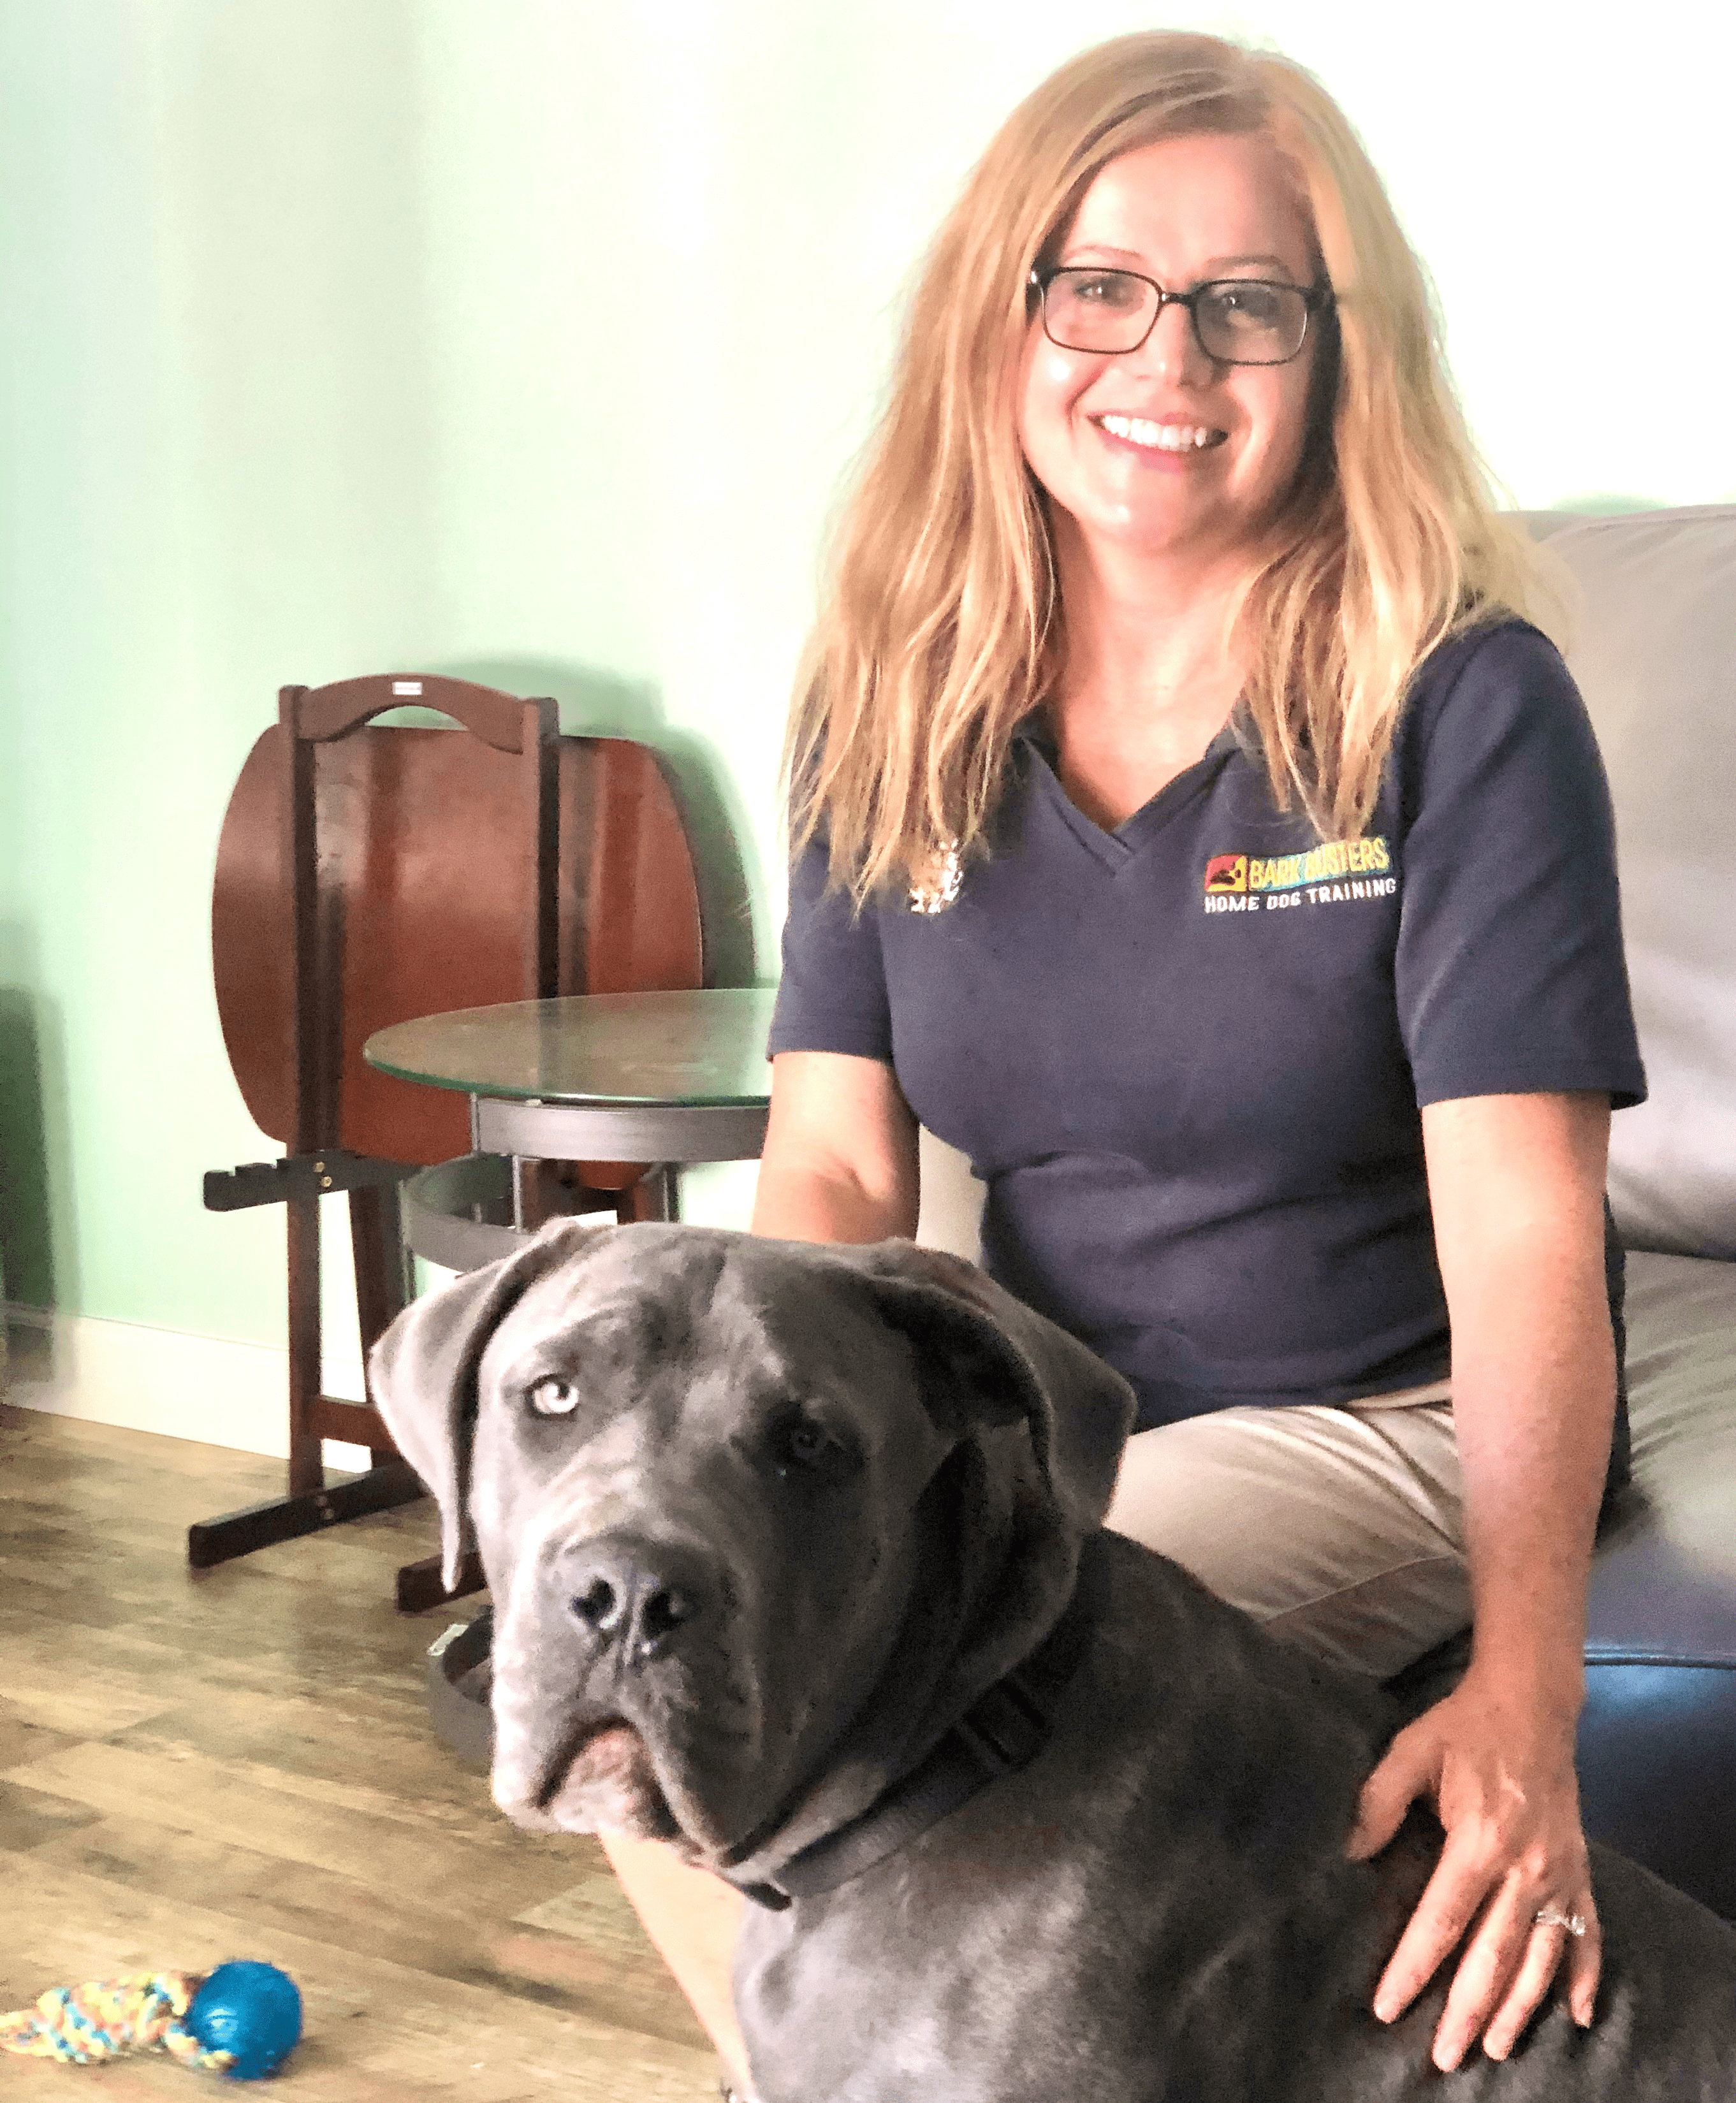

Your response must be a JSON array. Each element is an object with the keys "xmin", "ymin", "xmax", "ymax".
[{"xmin": 606, "ymin": 31, "xmax": 1645, "ymax": 2090}]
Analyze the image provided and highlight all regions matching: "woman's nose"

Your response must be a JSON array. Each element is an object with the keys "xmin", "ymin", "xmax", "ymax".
[{"xmin": 1133, "ymin": 298, "xmax": 1211, "ymax": 384}]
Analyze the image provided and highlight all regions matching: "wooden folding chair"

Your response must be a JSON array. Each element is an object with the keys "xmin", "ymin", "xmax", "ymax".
[{"xmin": 191, "ymin": 674, "xmax": 703, "ymax": 1608}]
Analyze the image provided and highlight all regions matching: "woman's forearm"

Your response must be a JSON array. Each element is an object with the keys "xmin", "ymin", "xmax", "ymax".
[
  {"xmin": 1420, "ymin": 1089, "xmax": 1616, "ymax": 1708},
  {"xmin": 1450, "ymin": 1272, "xmax": 1613, "ymax": 1710}
]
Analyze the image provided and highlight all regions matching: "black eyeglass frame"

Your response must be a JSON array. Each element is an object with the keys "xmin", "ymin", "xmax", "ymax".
[{"xmin": 1027, "ymin": 266, "xmax": 1334, "ymax": 368}]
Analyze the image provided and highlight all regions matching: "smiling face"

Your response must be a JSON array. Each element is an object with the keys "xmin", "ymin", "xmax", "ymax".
[{"xmin": 1018, "ymin": 129, "xmax": 1325, "ymax": 573}]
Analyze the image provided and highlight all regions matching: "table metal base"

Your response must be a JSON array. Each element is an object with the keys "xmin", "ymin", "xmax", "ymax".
[{"xmin": 401, "ymin": 1151, "xmax": 680, "ymax": 1273}]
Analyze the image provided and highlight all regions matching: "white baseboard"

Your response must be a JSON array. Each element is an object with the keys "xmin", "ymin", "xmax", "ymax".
[{"xmin": 1, "ymin": 1302, "xmax": 373, "ymax": 1469}]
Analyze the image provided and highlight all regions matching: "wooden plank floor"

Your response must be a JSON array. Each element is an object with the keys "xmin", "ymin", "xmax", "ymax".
[{"xmin": 0, "ymin": 1403, "xmax": 715, "ymax": 2100}]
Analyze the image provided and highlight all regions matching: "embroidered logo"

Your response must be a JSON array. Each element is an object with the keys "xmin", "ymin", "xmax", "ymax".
[{"xmin": 1202, "ymin": 836, "xmax": 1396, "ymax": 915}]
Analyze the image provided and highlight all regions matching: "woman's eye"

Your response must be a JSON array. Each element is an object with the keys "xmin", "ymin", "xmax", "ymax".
[
  {"xmin": 1071, "ymin": 272, "xmax": 1139, "ymax": 310},
  {"xmin": 527, "ymin": 1376, "xmax": 578, "ymax": 1416},
  {"xmin": 1209, "ymin": 283, "xmax": 1283, "ymax": 326}
]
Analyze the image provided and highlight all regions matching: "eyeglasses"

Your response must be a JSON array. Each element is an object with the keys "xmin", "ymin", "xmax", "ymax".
[{"xmin": 1028, "ymin": 266, "xmax": 1331, "ymax": 367}]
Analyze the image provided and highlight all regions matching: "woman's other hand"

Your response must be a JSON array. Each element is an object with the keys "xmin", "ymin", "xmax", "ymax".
[{"xmin": 1346, "ymin": 1670, "xmax": 1600, "ymax": 2069}]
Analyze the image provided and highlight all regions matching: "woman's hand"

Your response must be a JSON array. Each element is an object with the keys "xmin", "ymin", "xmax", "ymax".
[{"xmin": 1346, "ymin": 1668, "xmax": 1600, "ymax": 2070}]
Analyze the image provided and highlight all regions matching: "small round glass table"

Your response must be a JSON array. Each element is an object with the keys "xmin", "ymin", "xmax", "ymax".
[{"xmin": 364, "ymin": 987, "xmax": 775, "ymax": 1270}]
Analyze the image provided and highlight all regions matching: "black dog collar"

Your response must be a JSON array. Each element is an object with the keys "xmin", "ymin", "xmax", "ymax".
[{"xmin": 724, "ymin": 1550, "xmax": 1102, "ymax": 1912}]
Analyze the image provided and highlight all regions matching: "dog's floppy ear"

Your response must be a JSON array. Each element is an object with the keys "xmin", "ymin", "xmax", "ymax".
[
  {"xmin": 368, "ymin": 1218, "xmax": 612, "ymax": 1589},
  {"xmin": 836, "ymin": 1242, "xmax": 1136, "ymax": 1536}
]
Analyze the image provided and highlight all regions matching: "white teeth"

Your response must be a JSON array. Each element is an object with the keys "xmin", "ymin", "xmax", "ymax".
[{"xmin": 1099, "ymin": 415, "xmax": 1222, "ymax": 451}]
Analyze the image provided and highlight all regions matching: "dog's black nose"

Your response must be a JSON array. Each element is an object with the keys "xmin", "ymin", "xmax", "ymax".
[{"xmin": 567, "ymin": 1543, "xmax": 705, "ymax": 1666}]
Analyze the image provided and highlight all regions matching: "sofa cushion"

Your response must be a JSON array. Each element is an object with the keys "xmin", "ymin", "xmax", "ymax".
[
  {"xmin": 1522, "ymin": 507, "xmax": 1736, "ymax": 1259},
  {"xmin": 1579, "ymin": 1248, "xmax": 1736, "ymax": 1917},
  {"xmin": 1590, "ymin": 1248, "xmax": 1736, "ymax": 1659}
]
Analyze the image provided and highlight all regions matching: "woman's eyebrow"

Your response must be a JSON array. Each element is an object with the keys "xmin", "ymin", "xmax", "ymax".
[
  {"xmin": 1058, "ymin": 244, "xmax": 1301, "ymax": 277},
  {"xmin": 1202, "ymin": 252, "xmax": 1295, "ymax": 273},
  {"xmin": 1057, "ymin": 242, "xmax": 1148, "ymax": 265}
]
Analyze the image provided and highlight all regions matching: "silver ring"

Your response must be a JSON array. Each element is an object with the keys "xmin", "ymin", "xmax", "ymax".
[{"xmin": 1533, "ymin": 1906, "xmax": 1588, "ymax": 1937}]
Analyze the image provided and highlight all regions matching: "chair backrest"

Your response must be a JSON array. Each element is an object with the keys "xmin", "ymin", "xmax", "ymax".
[
  {"xmin": 212, "ymin": 674, "xmax": 704, "ymax": 1168},
  {"xmin": 1521, "ymin": 508, "xmax": 1736, "ymax": 1262}
]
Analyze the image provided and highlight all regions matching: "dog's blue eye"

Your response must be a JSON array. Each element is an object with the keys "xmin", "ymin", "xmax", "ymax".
[{"xmin": 527, "ymin": 1376, "xmax": 578, "ymax": 1417}]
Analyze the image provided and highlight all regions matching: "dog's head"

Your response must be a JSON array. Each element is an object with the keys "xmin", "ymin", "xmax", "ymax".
[{"xmin": 369, "ymin": 1222, "xmax": 1134, "ymax": 1876}]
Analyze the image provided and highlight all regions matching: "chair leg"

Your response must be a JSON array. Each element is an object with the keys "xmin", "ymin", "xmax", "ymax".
[
  {"xmin": 348, "ymin": 1175, "xmax": 488, "ymax": 1613},
  {"xmin": 189, "ymin": 1170, "xmax": 428, "ymax": 1576},
  {"xmin": 351, "ymin": 1181, "xmax": 409, "ymax": 1466},
  {"xmin": 286, "ymin": 1191, "xmax": 324, "ymax": 1497}
]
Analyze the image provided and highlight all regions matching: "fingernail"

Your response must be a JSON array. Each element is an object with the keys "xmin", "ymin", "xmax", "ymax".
[{"xmin": 1373, "ymin": 1998, "xmax": 1396, "ymax": 2025}]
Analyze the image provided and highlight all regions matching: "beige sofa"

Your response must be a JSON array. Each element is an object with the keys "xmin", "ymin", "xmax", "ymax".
[{"xmin": 1525, "ymin": 507, "xmax": 1735, "ymax": 1917}]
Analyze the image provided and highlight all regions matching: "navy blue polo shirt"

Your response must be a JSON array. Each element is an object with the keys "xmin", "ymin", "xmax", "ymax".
[{"xmin": 769, "ymin": 620, "xmax": 1647, "ymax": 1434}]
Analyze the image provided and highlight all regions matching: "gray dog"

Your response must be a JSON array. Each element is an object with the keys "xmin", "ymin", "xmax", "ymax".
[{"xmin": 370, "ymin": 1219, "xmax": 1736, "ymax": 2101}]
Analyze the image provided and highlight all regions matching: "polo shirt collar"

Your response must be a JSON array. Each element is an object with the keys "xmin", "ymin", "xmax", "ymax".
[{"xmin": 1014, "ymin": 713, "xmax": 1244, "ymax": 868}]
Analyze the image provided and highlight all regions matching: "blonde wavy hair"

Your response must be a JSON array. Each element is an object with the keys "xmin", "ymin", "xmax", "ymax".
[{"xmin": 787, "ymin": 30, "xmax": 1538, "ymax": 902}]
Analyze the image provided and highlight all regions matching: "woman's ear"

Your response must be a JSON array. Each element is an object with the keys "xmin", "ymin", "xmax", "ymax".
[{"xmin": 368, "ymin": 1218, "xmax": 613, "ymax": 1590}]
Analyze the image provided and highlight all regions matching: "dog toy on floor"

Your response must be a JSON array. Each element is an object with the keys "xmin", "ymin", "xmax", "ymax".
[{"xmin": 1, "ymin": 1960, "xmax": 302, "ymax": 2079}]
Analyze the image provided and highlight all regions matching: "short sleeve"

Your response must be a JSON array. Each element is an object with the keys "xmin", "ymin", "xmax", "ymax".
[
  {"xmin": 1394, "ymin": 623, "xmax": 1647, "ymax": 1110},
  {"xmin": 766, "ymin": 833, "xmax": 895, "ymax": 1061}
]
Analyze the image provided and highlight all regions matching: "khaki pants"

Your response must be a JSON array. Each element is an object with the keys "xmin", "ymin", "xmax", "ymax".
[{"xmin": 1102, "ymin": 1393, "xmax": 1469, "ymax": 1681}]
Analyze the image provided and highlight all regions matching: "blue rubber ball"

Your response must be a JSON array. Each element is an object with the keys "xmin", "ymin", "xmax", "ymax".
[{"xmin": 187, "ymin": 1961, "xmax": 303, "ymax": 2081}]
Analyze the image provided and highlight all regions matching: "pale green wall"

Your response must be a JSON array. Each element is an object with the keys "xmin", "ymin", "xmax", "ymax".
[{"xmin": 1, "ymin": 1, "xmax": 1731, "ymax": 1347}]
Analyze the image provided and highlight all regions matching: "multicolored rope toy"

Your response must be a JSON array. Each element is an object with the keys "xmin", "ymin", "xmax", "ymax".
[{"xmin": 2, "ymin": 1961, "xmax": 302, "ymax": 2080}]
